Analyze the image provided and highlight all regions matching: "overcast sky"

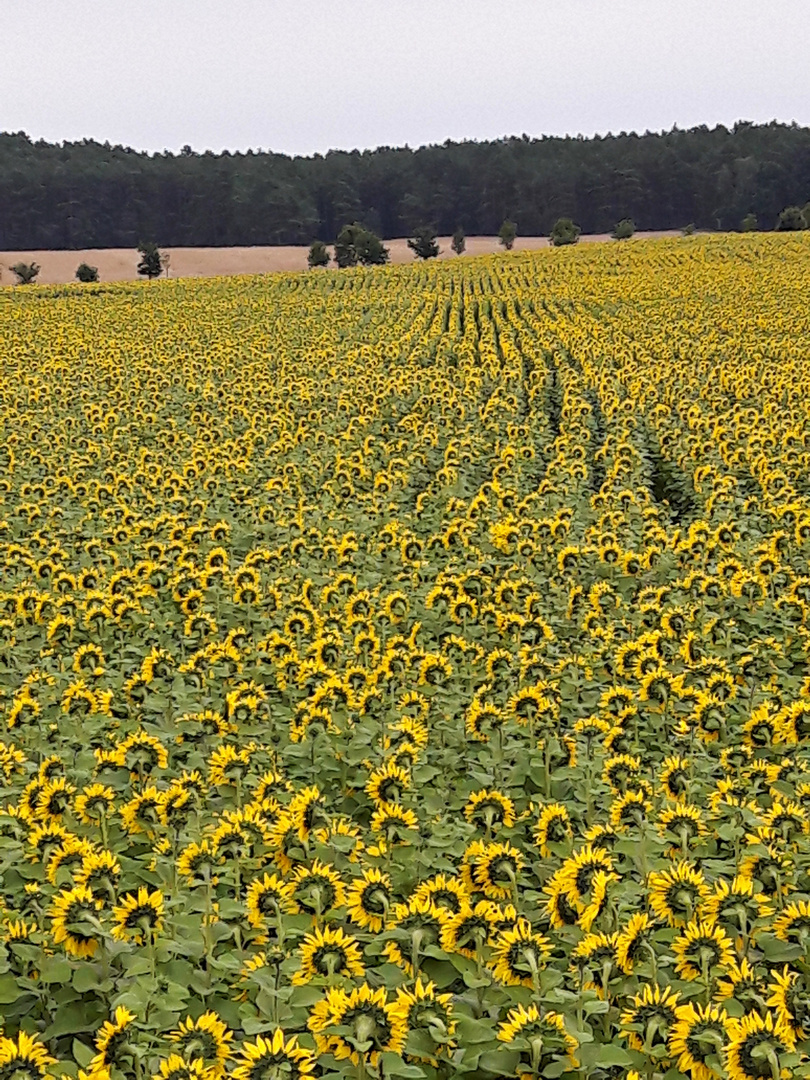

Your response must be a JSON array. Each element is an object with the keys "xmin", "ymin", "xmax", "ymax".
[{"xmin": 6, "ymin": 0, "xmax": 810, "ymax": 156}]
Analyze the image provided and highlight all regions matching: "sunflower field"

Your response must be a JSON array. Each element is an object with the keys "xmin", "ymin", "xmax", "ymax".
[{"xmin": 1, "ymin": 234, "xmax": 810, "ymax": 1080}]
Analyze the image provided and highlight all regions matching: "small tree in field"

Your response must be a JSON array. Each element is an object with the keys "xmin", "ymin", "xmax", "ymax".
[
  {"xmin": 335, "ymin": 223, "xmax": 389, "ymax": 268},
  {"xmin": 76, "ymin": 263, "xmax": 99, "ymax": 283},
  {"xmin": 137, "ymin": 242, "xmax": 163, "ymax": 279},
  {"xmin": 740, "ymin": 213, "xmax": 758, "ymax": 232},
  {"xmin": 612, "ymin": 218, "xmax": 635, "ymax": 240},
  {"xmin": 550, "ymin": 218, "xmax": 581, "ymax": 246},
  {"xmin": 308, "ymin": 241, "xmax": 330, "ymax": 269},
  {"xmin": 451, "ymin": 226, "xmax": 466, "ymax": 255},
  {"xmin": 9, "ymin": 262, "xmax": 40, "ymax": 285},
  {"xmin": 498, "ymin": 219, "xmax": 517, "ymax": 250},
  {"xmin": 407, "ymin": 225, "xmax": 440, "ymax": 260},
  {"xmin": 777, "ymin": 206, "xmax": 806, "ymax": 231},
  {"xmin": 681, "ymin": 223, "xmax": 696, "ymax": 236}
]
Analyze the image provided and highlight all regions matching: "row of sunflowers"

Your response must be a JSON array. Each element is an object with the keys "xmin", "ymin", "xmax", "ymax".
[{"xmin": 1, "ymin": 234, "xmax": 810, "ymax": 1080}]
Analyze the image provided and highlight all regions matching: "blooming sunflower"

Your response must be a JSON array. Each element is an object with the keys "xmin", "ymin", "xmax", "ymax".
[
  {"xmin": 490, "ymin": 918, "xmax": 553, "ymax": 986},
  {"xmin": 672, "ymin": 920, "xmax": 736, "ymax": 982},
  {"xmin": 292, "ymin": 925, "xmax": 365, "ymax": 984},
  {"xmin": 308, "ymin": 983, "xmax": 406, "ymax": 1067},
  {"xmin": 669, "ymin": 1002, "xmax": 728, "ymax": 1080},
  {"xmin": 111, "ymin": 886, "xmax": 164, "ymax": 944},
  {"xmin": 232, "ymin": 1030, "xmax": 315, "ymax": 1080},
  {"xmin": 168, "ymin": 1012, "xmax": 233, "ymax": 1077},
  {"xmin": 345, "ymin": 868, "xmax": 392, "ymax": 932},
  {"xmin": 724, "ymin": 1011, "xmax": 795, "ymax": 1080},
  {"xmin": 50, "ymin": 883, "xmax": 103, "ymax": 957}
]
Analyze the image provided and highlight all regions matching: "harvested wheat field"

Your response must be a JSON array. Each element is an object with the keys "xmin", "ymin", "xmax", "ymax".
[{"xmin": 0, "ymin": 231, "xmax": 681, "ymax": 284}]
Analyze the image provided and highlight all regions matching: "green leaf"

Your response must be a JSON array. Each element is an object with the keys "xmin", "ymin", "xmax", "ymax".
[
  {"xmin": 72, "ymin": 1041, "xmax": 95, "ymax": 1069},
  {"xmin": 378, "ymin": 1053, "xmax": 426, "ymax": 1078},
  {"xmin": 0, "ymin": 974, "xmax": 21, "ymax": 1004}
]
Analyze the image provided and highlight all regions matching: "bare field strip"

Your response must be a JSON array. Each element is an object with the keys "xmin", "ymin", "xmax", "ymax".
[{"xmin": 0, "ymin": 231, "xmax": 682, "ymax": 285}]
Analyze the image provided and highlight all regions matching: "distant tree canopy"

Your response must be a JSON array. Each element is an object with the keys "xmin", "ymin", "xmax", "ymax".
[{"xmin": 3, "ymin": 122, "xmax": 810, "ymax": 249}]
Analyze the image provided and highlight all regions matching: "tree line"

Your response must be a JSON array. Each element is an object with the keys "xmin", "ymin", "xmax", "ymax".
[{"xmin": 3, "ymin": 121, "xmax": 810, "ymax": 251}]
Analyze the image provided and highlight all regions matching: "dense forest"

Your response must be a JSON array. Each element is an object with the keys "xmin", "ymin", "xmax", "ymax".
[{"xmin": 2, "ymin": 121, "xmax": 810, "ymax": 249}]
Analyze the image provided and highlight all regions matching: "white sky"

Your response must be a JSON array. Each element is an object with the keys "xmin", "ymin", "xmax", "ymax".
[{"xmin": 5, "ymin": 0, "xmax": 810, "ymax": 156}]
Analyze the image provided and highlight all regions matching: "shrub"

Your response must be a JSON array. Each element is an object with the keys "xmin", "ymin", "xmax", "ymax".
[
  {"xmin": 75, "ymin": 263, "xmax": 99, "ymax": 283},
  {"xmin": 681, "ymin": 223, "xmax": 696, "ymax": 236},
  {"xmin": 498, "ymin": 220, "xmax": 517, "ymax": 250},
  {"xmin": 612, "ymin": 218, "xmax": 635, "ymax": 240},
  {"xmin": 407, "ymin": 226, "xmax": 440, "ymax": 260},
  {"xmin": 334, "ymin": 224, "xmax": 389, "ymax": 268},
  {"xmin": 776, "ymin": 206, "xmax": 807, "ymax": 231},
  {"xmin": 307, "ymin": 241, "xmax": 330, "ymax": 269},
  {"xmin": 9, "ymin": 262, "xmax": 40, "ymax": 285},
  {"xmin": 451, "ymin": 227, "xmax": 466, "ymax": 255},
  {"xmin": 550, "ymin": 218, "xmax": 581, "ymax": 247},
  {"xmin": 136, "ymin": 242, "xmax": 163, "ymax": 279},
  {"xmin": 740, "ymin": 213, "xmax": 758, "ymax": 232}
]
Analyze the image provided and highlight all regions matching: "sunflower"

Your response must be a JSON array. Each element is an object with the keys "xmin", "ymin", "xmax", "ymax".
[
  {"xmin": 0, "ymin": 1031, "xmax": 55, "ymax": 1080},
  {"xmin": 490, "ymin": 918, "xmax": 553, "ymax": 986},
  {"xmin": 715, "ymin": 958, "xmax": 763, "ymax": 1011},
  {"xmin": 369, "ymin": 801, "xmax": 419, "ymax": 843},
  {"xmin": 365, "ymin": 761, "xmax": 410, "ymax": 805},
  {"xmin": 390, "ymin": 978, "xmax": 456, "ymax": 1062},
  {"xmin": 461, "ymin": 840, "xmax": 523, "ymax": 900},
  {"xmin": 672, "ymin": 920, "xmax": 736, "ymax": 981},
  {"xmin": 289, "ymin": 860, "xmax": 345, "ymax": 915},
  {"xmin": 440, "ymin": 899, "xmax": 500, "ymax": 959},
  {"xmin": 169, "ymin": 1012, "xmax": 233, "ymax": 1077},
  {"xmin": 346, "ymin": 868, "xmax": 392, "ymax": 932},
  {"xmin": 383, "ymin": 896, "xmax": 448, "ymax": 976},
  {"xmin": 533, "ymin": 803, "xmax": 573, "ymax": 855},
  {"xmin": 463, "ymin": 789, "xmax": 516, "ymax": 832},
  {"xmin": 92, "ymin": 1007, "xmax": 137, "ymax": 1075},
  {"xmin": 74, "ymin": 783, "xmax": 116, "ymax": 825},
  {"xmin": 648, "ymin": 862, "xmax": 710, "ymax": 926},
  {"xmin": 767, "ymin": 966, "xmax": 810, "ymax": 1042},
  {"xmin": 496, "ymin": 1005, "xmax": 578, "ymax": 1071},
  {"xmin": 245, "ymin": 873, "xmax": 294, "ymax": 928},
  {"xmin": 232, "ymin": 1030, "xmax": 315, "ymax": 1080},
  {"xmin": 152, "ymin": 1055, "xmax": 209, "ymax": 1080},
  {"xmin": 111, "ymin": 886, "xmax": 164, "ymax": 944},
  {"xmin": 50, "ymin": 884, "xmax": 103, "ymax": 957},
  {"xmin": 74, "ymin": 850, "xmax": 122, "ymax": 902},
  {"xmin": 616, "ymin": 912, "xmax": 655, "ymax": 974},
  {"xmin": 620, "ymin": 983, "xmax": 681, "ymax": 1055},
  {"xmin": 308, "ymin": 984, "xmax": 406, "ymax": 1067},
  {"xmin": 705, "ymin": 876, "xmax": 773, "ymax": 937},
  {"xmin": 774, "ymin": 899, "xmax": 810, "ymax": 944},
  {"xmin": 724, "ymin": 1011, "xmax": 795, "ymax": 1080},
  {"xmin": 412, "ymin": 873, "xmax": 469, "ymax": 916},
  {"xmin": 669, "ymin": 1002, "xmax": 728, "ymax": 1080},
  {"xmin": 610, "ymin": 789, "xmax": 653, "ymax": 830},
  {"xmin": 293, "ymin": 925, "xmax": 365, "ymax": 984}
]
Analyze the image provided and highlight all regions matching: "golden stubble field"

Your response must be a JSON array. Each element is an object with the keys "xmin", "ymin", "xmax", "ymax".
[{"xmin": 0, "ymin": 232, "xmax": 681, "ymax": 284}]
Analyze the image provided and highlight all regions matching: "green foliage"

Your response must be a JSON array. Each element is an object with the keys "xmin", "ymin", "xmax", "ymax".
[
  {"xmin": 451, "ymin": 226, "xmax": 466, "ymax": 255},
  {"xmin": 9, "ymin": 261, "xmax": 40, "ymax": 285},
  {"xmin": 334, "ymin": 223, "xmax": 389, "ymax": 268},
  {"xmin": 407, "ymin": 226, "xmax": 440, "ymax": 260},
  {"xmin": 776, "ymin": 205, "xmax": 807, "ymax": 231},
  {"xmin": 682, "ymin": 222, "xmax": 696, "ymax": 236},
  {"xmin": 740, "ymin": 212, "xmax": 758, "ymax": 232},
  {"xmin": 8, "ymin": 121, "xmax": 810, "ymax": 246},
  {"xmin": 498, "ymin": 219, "xmax": 517, "ymax": 250},
  {"xmin": 550, "ymin": 218, "xmax": 581, "ymax": 246},
  {"xmin": 136, "ymin": 242, "xmax": 163, "ymax": 279},
  {"xmin": 611, "ymin": 218, "xmax": 635, "ymax": 240},
  {"xmin": 307, "ymin": 240, "xmax": 330, "ymax": 269},
  {"xmin": 75, "ymin": 263, "xmax": 99, "ymax": 283}
]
